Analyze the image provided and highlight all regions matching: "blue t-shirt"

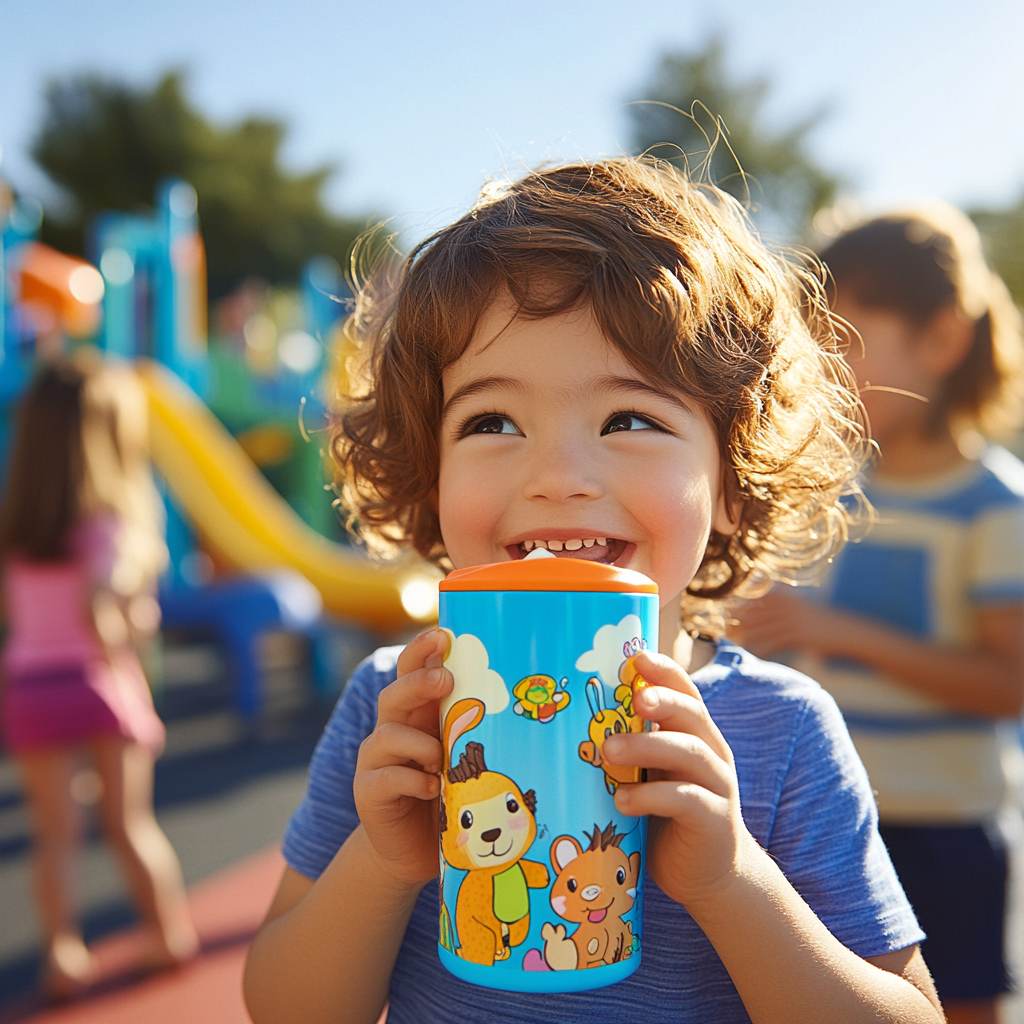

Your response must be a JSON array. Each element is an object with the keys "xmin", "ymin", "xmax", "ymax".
[{"xmin": 283, "ymin": 640, "xmax": 923, "ymax": 1024}]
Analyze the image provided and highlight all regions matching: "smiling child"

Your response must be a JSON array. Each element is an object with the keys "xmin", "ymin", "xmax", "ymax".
[{"xmin": 244, "ymin": 159, "xmax": 945, "ymax": 1024}]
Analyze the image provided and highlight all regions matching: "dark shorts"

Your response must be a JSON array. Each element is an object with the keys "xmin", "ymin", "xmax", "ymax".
[{"xmin": 879, "ymin": 823, "xmax": 1010, "ymax": 1001}]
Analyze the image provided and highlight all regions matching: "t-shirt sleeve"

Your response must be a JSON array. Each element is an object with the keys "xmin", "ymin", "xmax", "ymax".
[
  {"xmin": 282, "ymin": 650, "xmax": 396, "ymax": 880},
  {"xmin": 766, "ymin": 689, "xmax": 925, "ymax": 957},
  {"xmin": 968, "ymin": 503, "xmax": 1024, "ymax": 606}
]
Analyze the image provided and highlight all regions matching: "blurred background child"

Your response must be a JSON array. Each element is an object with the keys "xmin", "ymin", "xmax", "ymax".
[
  {"xmin": 733, "ymin": 206, "xmax": 1024, "ymax": 1024},
  {"xmin": 0, "ymin": 357, "xmax": 198, "ymax": 998}
]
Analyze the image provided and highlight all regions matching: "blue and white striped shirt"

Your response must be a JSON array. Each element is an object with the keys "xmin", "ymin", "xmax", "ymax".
[{"xmin": 797, "ymin": 447, "xmax": 1024, "ymax": 822}]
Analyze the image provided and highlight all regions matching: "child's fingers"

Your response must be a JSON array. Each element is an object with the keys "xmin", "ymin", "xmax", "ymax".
[
  {"xmin": 358, "ymin": 763, "xmax": 441, "ymax": 805},
  {"xmin": 396, "ymin": 628, "xmax": 450, "ymax": 678},
  {"xmin": 629, "ymin": 650, "xmax": 701, "ymax": 701},
  {"xmin": 602, "ymin": 731, "xmax": 732, "ymax": 797},
  {"xmin": 629, "ymin": 684, "xmax": 733, "ymax": 764},
  {"xmin": 376, "ymin": 664, "xmax": 453, "ymax": 727},
  {"xmin": 358, "ymin": 722, "xmax": 444, "ymax": 775},
  {"xmin": 614, "ymin": 777, "xmax": 730, "ymax": 821}
]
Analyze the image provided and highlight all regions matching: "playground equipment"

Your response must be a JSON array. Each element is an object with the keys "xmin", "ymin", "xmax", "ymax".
[
  {"xmin": 1, "ymin": 179, "xmax": 438, "ymax": 714},
  {"xmin": 94, "ymin": 179, "xmax": 206, "ymax": 391},
  {"xmin": 140, "ymin": 359, "xmax": 434, "ymax": 631},
  {"xmin": 1, "ymin": 198, "xmax": 105, "ymax": 401}
]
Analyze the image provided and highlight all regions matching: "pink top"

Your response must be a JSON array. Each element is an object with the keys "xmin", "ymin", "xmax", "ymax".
[{"xmin": 3, "ymin": 514, "xmax": 119, "ymax": 674}]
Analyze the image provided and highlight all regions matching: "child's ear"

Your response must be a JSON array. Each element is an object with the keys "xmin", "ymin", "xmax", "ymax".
[
  {"xmin": 712, "ymin": 468, "xmax": 742, "ymax": 536},
  {"xmin": 919, "ymin": 304, "xmax": 974, "ymax": 379}
]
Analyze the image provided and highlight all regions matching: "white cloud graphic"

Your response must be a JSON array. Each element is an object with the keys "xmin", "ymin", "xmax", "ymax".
[
  {"xmin": 440, "ymin": 629, "xmax": 509, "ymax": 718},
  {"xmin": 575, "ymin": 614, "xmax": 646, "ymax": 688}
]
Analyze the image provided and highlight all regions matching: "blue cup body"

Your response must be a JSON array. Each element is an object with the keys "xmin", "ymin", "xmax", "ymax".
[{"xmin": 437, "ymin": 587, "xmax": 657, "ymax": 992}]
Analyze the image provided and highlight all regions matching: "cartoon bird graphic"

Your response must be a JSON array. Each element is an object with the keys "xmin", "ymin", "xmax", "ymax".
[{"xmin": 512, "ymin": 674, "xmax": 571, "ymax": 724}]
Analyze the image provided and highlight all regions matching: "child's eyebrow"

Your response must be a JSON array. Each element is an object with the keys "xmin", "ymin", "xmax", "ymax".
[
  {"xmin": 442, "ymin": 376, "xmax": 528, "ymax": 419},
  {"xmin": 598, "ymin": 376, "xmax": 697, "ymax": 415},
  {"xmin": 442, "ymin": 374, "xmax": 698, "ymax": 419}
]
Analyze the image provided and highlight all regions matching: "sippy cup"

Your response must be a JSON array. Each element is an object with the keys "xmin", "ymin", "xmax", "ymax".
[{"xmin": 436, "ymin": 553, "xmax": 658, "ymax": 993}]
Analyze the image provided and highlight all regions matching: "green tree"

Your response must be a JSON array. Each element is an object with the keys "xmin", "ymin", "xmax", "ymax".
[
  {"xmin": 628, "ymin": 36, "xmax": 840, "ymax": 239},
  {"xmin": 32, "ymin": 71, "xmax": 369, "ymax": 299},
  {"xmin": 971, "ymin": 198, "xmax": 1024, "ymax": 307}
]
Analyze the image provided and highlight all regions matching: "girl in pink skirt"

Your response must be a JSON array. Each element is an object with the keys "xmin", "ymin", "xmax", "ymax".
[{"xmin": 0, "ymin": 357, "xmax": 198, "ymax": 998}]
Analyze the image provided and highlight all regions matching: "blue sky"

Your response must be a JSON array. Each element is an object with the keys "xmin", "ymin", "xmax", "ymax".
[{"xmin": 3, "ymin": 0, "xmax": 1024, "ymax": 242}]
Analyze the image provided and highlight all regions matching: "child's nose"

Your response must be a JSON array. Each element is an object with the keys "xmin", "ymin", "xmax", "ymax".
[{"xmin": 521, "ymin": 439, "xmax": 604, "ymax": 502}]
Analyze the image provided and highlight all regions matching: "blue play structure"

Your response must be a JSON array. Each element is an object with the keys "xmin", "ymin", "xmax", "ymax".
[{"xmin": 93, "ymin": 180, "xmax": 207, "ymax": 392}]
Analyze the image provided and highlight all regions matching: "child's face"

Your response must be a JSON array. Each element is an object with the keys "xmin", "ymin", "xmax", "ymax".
[
  {"xmin": 834, "ymin": 298, "xmax": 940, "ymax": 444},
  {"xmin": 437, "ymin": 297, "xmax": 736, "ymax": 608}
]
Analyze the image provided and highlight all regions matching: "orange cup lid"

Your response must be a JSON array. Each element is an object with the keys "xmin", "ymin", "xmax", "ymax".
[{"xmin": 440, "ymin": 558, "xmax": 658, "ymax": 593}]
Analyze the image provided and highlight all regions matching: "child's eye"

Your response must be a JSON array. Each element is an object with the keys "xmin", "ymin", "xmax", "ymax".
[
  {"xmin": 602, "ymin": 412, "xmax": 658, "ymax": 435},
  {"xmin": 462, "ymin": 414, "xmax": 523, "ymax": 436}
]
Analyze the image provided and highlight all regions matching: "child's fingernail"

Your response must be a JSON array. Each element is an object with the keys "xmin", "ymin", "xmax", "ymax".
[
  {"xmin": 639, "ymin": 687, "xmax": 660, "ymax": 710},
  {"xmin": 604, "ymin": 736, "xmax": 621, "ymax": 760}
]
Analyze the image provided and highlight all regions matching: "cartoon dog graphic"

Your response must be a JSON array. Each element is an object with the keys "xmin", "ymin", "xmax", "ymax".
[
  {"xmin": 527, "ymin": 822, "xmax": 641, "ymax": 971},
  {"xmin": 440, "ymin": 698, "xmax": 550, "ymax": 966},
  {"xmin": 512, "ymin": 674, "xmax": 571, "ymax": 723},
  {"xmin": 578, "ymin": 672, "xmax": 645, "ymax": 794}
]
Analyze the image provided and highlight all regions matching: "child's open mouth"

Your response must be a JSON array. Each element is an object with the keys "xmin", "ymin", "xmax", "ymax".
[{"xmin": 508, "ymin": 538, "xmax": 628, "ymax": 564}]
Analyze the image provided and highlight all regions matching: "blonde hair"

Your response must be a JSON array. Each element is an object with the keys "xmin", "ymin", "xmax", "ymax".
[
  {"xmin": 332, "ymin": 158, "xmax": 869, "ymax": 632},
  {"xmin": 821, "ymin": 202, "xmax": 1024, "ymax": 439}
]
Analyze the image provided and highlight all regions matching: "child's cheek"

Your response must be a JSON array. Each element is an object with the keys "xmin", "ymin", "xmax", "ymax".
[{"xmin": 456, "ymin": 831, "xmax": 469, "ymax": 848}]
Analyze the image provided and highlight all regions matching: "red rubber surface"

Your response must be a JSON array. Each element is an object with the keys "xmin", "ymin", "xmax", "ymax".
[{"xmin": 9, "ymin": 846, "xmax": 283, "ymax": 1024}]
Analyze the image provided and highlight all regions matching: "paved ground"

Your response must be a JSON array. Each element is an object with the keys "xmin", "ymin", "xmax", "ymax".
[
  {"xmin": 0, "ymin": 846, "xmax": 285, "ymax": 1024},
  {"xmin": 0, "ymin": 625, "xmax": 380, "ymax": 1015}
]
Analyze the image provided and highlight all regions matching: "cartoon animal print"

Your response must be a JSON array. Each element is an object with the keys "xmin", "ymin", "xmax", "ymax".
[
  {"xmin": 512, "ymin": 674, "xmax": 571, "ymax": 723},
  {"xmin": 530, "ymin": 822, "xmax": 641, "ymax": 971},
  {"xmin": 578, "ymin": 674, "xmax": 644, "ymax": 794},
  {"xmin": 438, "ymin": 861, "xmax": 456, "ymax": 953},
  {"xmin": 617, "ymin": 637, "xmax": 649, "ymax": 717},
  {"xmin": 440, "ymin": 698, "xmax": 550, "ymax": 966}
]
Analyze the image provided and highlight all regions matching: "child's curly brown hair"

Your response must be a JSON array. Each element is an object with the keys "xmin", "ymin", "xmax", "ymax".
[{"xmin": 330, "ymin": 158, "xmax": 869, "ymax": 633}]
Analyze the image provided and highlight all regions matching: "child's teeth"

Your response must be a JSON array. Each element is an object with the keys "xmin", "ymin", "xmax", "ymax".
[
  {"xmin": 548, "ymin": 540, "xmax": 563, "ymax": 551},
  {"xmin": 564, "ymin": 539, "xmax": 582, "ymax": 551},
  {"xmin": 597, "ymin": 537, "xmax": 607, "ymax": 546},
  {"xmin": 583, "ymin": 539, "xmax": 595, "ymax": 548},
  {"xmin": 523, "ymin": 540, "xmax": 535, "ymax": 551}
]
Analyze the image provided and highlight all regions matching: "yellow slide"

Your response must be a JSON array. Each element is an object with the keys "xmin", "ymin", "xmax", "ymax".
[{"xmin": 138, "ymin": 361, "xmax": 438, "ymax": 632}]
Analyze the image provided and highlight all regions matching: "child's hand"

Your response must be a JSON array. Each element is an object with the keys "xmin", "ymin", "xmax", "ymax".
[
  {"xmin": 353, "ymin": 629, "xmax": 453, "ymax": 889},
  {"xmin": 730, "ymin": 591, "xmax": 849, "ymax": 658},
  {"xmin": 603, "ymin": 650, "xmax": 755, "ymax": 909}
]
